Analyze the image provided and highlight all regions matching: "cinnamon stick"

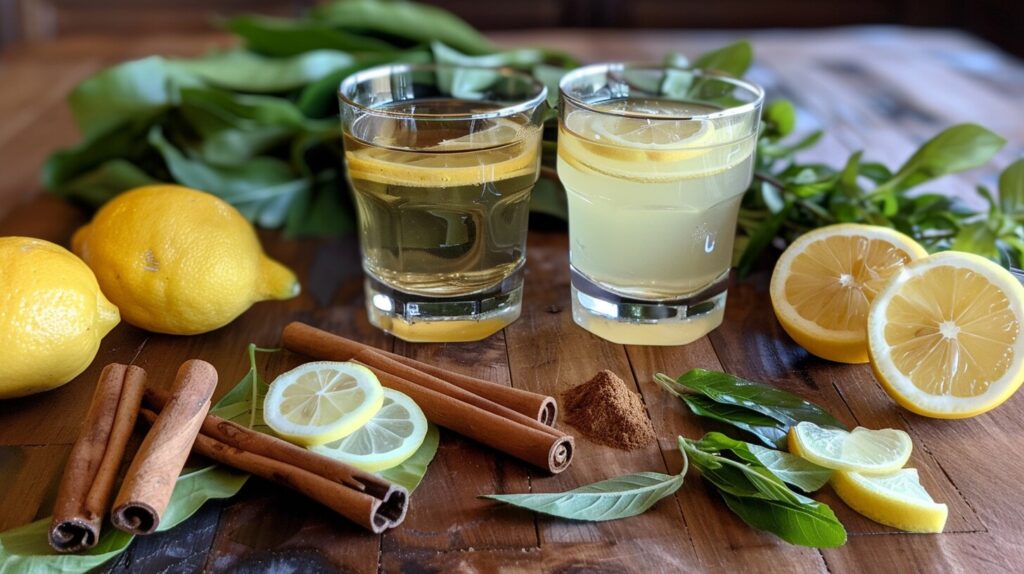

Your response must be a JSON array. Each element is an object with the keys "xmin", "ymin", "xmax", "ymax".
[
  {"xmin": 48, "ymin": 364, "xmax": 146, "ymax": 553},
  {"xmin": 282, "ymin": 322, "xmax": 557, "ymax": 425},
  {"xmin": 111, "ymin": 360, "xmax": 217, "ymax": 535},
  {"xmin": 139, "ymin": 396, "xmax": 407, "ymax": 533}
]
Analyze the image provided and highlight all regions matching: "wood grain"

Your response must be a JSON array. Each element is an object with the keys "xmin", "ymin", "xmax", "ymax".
[{"xmin": 0, "ymin": 28, "xmax": 1022, "ymax": 573}]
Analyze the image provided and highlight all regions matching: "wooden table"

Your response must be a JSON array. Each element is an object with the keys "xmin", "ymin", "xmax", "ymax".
[{"xmin": 2, "ymin": 28, "xmax": 1023, "ymax": 573}]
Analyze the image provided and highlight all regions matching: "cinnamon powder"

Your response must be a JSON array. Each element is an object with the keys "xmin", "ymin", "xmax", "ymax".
[{"xmin": 561, "ymin": 370, "xmax": 656, "ymax": 450}]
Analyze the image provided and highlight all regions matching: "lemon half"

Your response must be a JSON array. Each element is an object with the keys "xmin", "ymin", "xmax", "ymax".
[
  {"xmin": 832, "ymin": 468, "xmax": 948, "ymax": 533},
  {"xmin": 867, "ymin": 251, "xmax": 1024, "ymax": 418},
  {"xmin": 264, "ymin": 361, "xmax": 384, "ymax": 446},
  {"xmin": 770, "ymin": 224, "xmax": 928, "ymax": 363},
  {"xmin": 311, "ymin": 388, "xmax": 428, "ymax": 472}
]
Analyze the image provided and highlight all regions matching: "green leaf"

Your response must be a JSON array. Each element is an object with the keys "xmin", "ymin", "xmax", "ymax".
[
  {"xmin": 0, "ymin": 466, "xmax": 246, "ymax": 573},
  {"xmin": 679, "ymin": 437, "xmax": 845, "ymax": 548},
  {"xmin": 44, "ymin": 110, "xmax": 164, "ymax": 188},
  {"xmin": 172, "ymin": 49, "xmax": 356, "ymax": 93},
  {"xmin": 763, "ymin": 100, "xmax": 796, "ymax": 138},
  {"xmin": 312, "ymin": 0, "xmax": 494, "ymax": 55},
  {"xmin": 667, "ymin": 369, "xmax": 845, "ymax": 432},
  {"xmin": 51, "ymin": 159, "xmax": 158, "ymax": 207},
  {"xmin": 999, "ymin": 158, "xmax": 1024, "ymax": 215},
  {"xmin": 529, "ymin": 177, "xmax": 568, "ymax": 220},
  {"xmin": 226, "ymin": 14, "xmax": 397, "ymax": 57},
  {"xmin": 296, "ymin": 49, "xmax": 430, "ymax": 118},
  {"xmin": 735, "ymin": 202, "xmax": 792, "ymax": 278},
  {"xmin": 482, "ymin": 472, "xmax": 684, "ymax": 521},
  {"xmin": 694, "ymin": 432, "xmax": 831, "ymax": 492},
  {"xmin": 431, "ymin": 42, "xmax": 546, "ymax": 99},
  {"xmin": 884, "ymin": 124, "xmax": 1005, "ymax": 193},
  {"xmin": 533, "ymin": 65, "xmax": 567, "ymax": 109},
  {"xmin": 677, "ymin": 393, "xmax": 788, "ymax": 448},
  {"xmin": 693, "ymin": 40, "xmax": 753, "ymax": 76},
  {"xmin": 284, "ymin": 175, "xmax": 356, "ymax": 237},
  {"xmin": 720, "ymin": 491, "xmax": 847, "ymax": 548},
  {"xmin": 379, "ymin": 424, "xmax": 441, "ymax": 493},
  {"xmin": 951, "ymin": 220, "xmax": 1000, "ymax": 261},
  {"xmin": 68, "ymin": 56, "xmax": 200, "ymax": 139},
  {"xmin": 148, "ymin": 126, "xmax": 309, "ymax": 228}
]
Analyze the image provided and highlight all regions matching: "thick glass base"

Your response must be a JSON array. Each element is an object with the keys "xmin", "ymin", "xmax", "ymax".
[
  {"xmin": 570, "ymin": 267, "xmax": 728, "ymax": 346},
  {"xmin": 364, "ymin": 274, "xmax": 522, "ymax": 343}
]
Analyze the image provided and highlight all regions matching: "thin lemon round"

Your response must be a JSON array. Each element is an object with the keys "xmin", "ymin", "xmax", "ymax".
[
  {"xmin": 310, "ymin": 388, "xmax": 428, "ymax": 472},
  {"xmin": 770, "ymin": 224, "xmax": 928, "ymax": 363},
  {"xmin": 831, "ymin": 468, "xmax": 948, "ymax": 533},
  {"xmin": 263, "ymin": 361, "xmax": 384, "ymax": 446},
  {"xmin": 867, "ymin": 251, "xmax": 1024, "ymax": 418},
  {"xmin": 788, "ymin": 422, "xmax": 912, "ymax": 475}
]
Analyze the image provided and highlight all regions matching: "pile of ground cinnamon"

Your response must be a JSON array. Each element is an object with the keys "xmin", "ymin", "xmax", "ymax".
[{"xmin": 561, "ymin": 370, "xmax": 656, "ymax": 451}]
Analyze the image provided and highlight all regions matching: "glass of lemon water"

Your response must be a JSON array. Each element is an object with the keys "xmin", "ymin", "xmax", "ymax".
[
  {"xmin": 558, "ymin": 64, "xmax": 764, "ymax": 345},
  {"xmin": 339, "ymin": 64, "xmax": 547, "ymax": 342}
]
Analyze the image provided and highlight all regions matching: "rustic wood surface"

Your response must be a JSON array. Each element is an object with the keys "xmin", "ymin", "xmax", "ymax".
[{"xmin": 1, "ymin": 27, "xmax": 1023, "ymax": 573}]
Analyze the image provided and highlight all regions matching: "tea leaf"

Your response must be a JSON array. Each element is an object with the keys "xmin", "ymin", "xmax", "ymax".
[
  {"xmin": 173, "ymin": 50, "xmax": 356, "ymax": 93},
  {"xmin": 881, "ymin": 124, "xmax": 1006, "ymax": 193},
  {"xmin": 677, "ymin": 393, "xmax": 789, "ymax": 448},
  {"xmin": 720, "ymin": 491, "xmax": 847, "ymax": 548},
  {"xmin": 482, "ymin": 472, "xmax": 684, "ymax": 521},
  {"xmin": 226, "ymin": 15, "xmax": 397, "ymax": 57},
  {"xmin": 694, "ymin": 432, "xmax": 831, "ymax": 492},
  {"xmin": 666, "ymin": 369, "xmax": 845, "ymax": 431}
]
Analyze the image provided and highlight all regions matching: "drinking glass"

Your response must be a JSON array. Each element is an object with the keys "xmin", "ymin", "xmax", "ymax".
[
  {"xmin": 558, "ymin": 64, "xmax": 764, "ymax": 345},
  {"xmin": 339, "ymin": 64, "xmax": 547, "ymax": 342}
]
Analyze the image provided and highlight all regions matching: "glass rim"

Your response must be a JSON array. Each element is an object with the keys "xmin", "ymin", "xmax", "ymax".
[
  {"xmin": 338, "ymin": 63, "xmax": 548, "ymax": 121},
  {"xmin": 559, "ymin": 63, "xmax": 765, "ymax": 121}
]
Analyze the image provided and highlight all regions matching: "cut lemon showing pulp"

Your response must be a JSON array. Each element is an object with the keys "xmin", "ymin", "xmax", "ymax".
[
  {"xmin": 770, "ymin": 224, "xmax": 928, "ymax": 363},
  {"xmin": 311, "ymin": 389, "xmax": 428, "ymax": 472},
  {"xmin": 867, "ymin": 251, "xmax": 1024, "ymax": 418},
  {"xmin": 831, "ymin": 468, "xmax": 947, "ymax": 533},
  {"xmin": 264, "ymin": 361, "xmax": 384, "ymax": 446},
  {"xmin": 788, "ymin": 422, "xmax": 912, "ymax": 475}
]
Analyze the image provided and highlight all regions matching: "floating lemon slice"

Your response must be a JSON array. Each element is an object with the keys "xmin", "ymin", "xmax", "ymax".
[
  {"xmin": 831, "ymin": 468, "xmax": 948, "ymax": 533},
  {"xmin": 770, "ymin": 224, "xmax": 928, "ymax": 363},
  {"xmin": 311, "ymin": 388, "xmax": 428, "ymax": 472},
  {"xmin": 562, "ymin": 105, "xmax": 716, "ymax": 167},
  {"xmin": 788, "ymin": 422, "xmax": 912, "ymax": 475},
  {"xmin": 867, "ymin": 251, "xmax": 1024, "ymax": 418},
  {"xmin": 264, "ymin": 361, "xmax": 384, "ymax": 446},
  {"xmin": 346, "ymin": 120, "xmax": 539, "ymax": 188}
]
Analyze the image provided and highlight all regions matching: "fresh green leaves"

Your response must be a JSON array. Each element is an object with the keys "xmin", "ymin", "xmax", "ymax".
[
  {"xmin": 693, "ymin": 40, "xmax": 753, "ymax": 77},
  {"xmin": 655, "ymin": 370, "xmax": 844, "ymax": 448},
  {"xmin": 483, "ymin": 472, "xmax": 685, "ymax": 521},
  {"xmin": 681, "ymin": 436, "xmax": 846, "ymax": 547},
  {"xmin": 694, "ymin": 432, "xmax": 831, "ymax": 492},
  {"xmin": 379, "ymin": 424, "xmax": 441, "ymax": 492},
  {"xmin": 738, "ymin": 116, "xmax": 1013, "ymax": 272}
]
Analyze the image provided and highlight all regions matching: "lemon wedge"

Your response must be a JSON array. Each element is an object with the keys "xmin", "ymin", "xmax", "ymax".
[
  {"xmin": 770, "ymin": 224, "xmax": 928, "ymax": 363},
  {"xmin": 831, "ymin": 468, "xmax": 948, "ymax": 533},
  {"xmin": 263, "ymin": 361, "xmax": 384, "ymax": 446},
  {"xmin": 788, "ymin": 422, "xmax": 912, "ymax": 475},
  {"xmin": 311, "ymin": 389, "xmax": 428, "ymax": 472},
  {"xmin": 867, "ymin": 251, "xmax": 1024, "ymax": 418}
]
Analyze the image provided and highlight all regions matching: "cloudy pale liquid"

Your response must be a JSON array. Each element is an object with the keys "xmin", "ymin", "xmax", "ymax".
[{"xmin": 558, "ymin": 98, "xmax": 757, "ymax": 344}]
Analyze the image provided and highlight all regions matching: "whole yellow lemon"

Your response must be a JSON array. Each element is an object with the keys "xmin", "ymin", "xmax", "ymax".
[
  {"xmin": 72, "ymin": 185, "xmax": 300, "ymax": 335},
  {"xmin": 0, "ymin": 237, "xmax": 120, "ymax": 398}
]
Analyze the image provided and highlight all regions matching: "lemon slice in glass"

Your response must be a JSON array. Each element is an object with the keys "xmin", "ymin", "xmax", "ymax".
[
  {"xmin": 788, "ymin": 422, "xmax": 912, "ymax": 475},
  {"xmin": 831, "ymin": 468, "xmax": 948, "ymax": 533},
  {"xmin": 263, "ymin": 361, "xmax": 384, "ymax": 446},
  {"xmin": 770, "ymin": 224, "xmax": 928, "ymax": 363},
  {"xmin": 310, "ymin": 388, "xmax": 428, "ymax": 472},
  {"xmin": 868, "ymin": 251, "xmax": 1024, "ymax": 418}
]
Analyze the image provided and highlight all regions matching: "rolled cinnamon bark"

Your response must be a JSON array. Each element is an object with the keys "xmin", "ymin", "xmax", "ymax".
[
  {"xmin": 48, "ymin": 364, "xmax": 146, "ymax": 553},
  {"xmin": 282, "ymin": 322, "xmax": 557, "ymax": 425},
  {"xmin": 137, "ymin": 405, "xmax": 408, "ymax": 533},
  {"xmin": 363, "ymin": 366, "xmax": 574, "ymax": 473},
  {"xmin": 111, "ymin": 360, "xmax": 217, "ymax": 535}
]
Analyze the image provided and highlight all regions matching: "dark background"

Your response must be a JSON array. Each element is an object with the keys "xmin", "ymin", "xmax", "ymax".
[{"xmin": 1, "ymin": 0, "xmax": 1021, "ymax": 57}]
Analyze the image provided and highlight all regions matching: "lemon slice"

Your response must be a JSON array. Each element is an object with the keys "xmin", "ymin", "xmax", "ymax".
[
  {"xmin": 263, "ymin": 361, "xmax": 384, "ymax": 446},
  {"xmin": 345, "ymin": 120, "xmax": 539, "ymax": 188},
  {"xmin": 310, "ymin": 389, "xmax": 428, "ymax": 472},
  {"xmin": 563, "ymin": 105, "xmax": 716, "ymax": 165},
  {"xmin": 831, "ymin": 468, "xmax": 948, "ymax": 533},
  {"xmin": 867, "ymin": 251, "xmax": 1024, "ymax": 418},
  {"xmin": 788, "ymin": 422, "xmax": 912, "ymax": 475},
  {"xmin": 770, "ymin": 224, "xmax": 928, "ymax": 363}
]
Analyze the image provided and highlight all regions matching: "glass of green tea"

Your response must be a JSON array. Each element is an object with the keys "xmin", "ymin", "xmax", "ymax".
[
  {"xmin": 558, "ymin": 64, "xmax": 764, "ymax": 345},
  {"xmin": 339, "ymin": 64, "xmax": 547, "ymax": 342}
]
